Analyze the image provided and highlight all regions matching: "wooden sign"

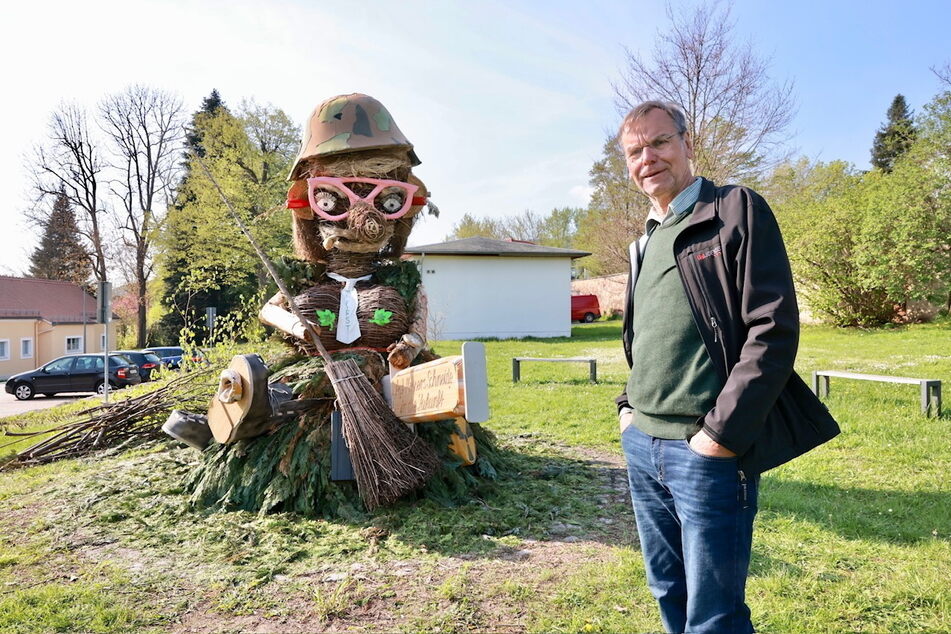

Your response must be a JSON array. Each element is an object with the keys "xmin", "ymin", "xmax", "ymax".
[{"xmin": 390, "ymin": 342, "xmax": 489, "ymax": 424}]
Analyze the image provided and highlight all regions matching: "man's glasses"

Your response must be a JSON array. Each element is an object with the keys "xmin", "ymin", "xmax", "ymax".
[
  {"xmin": 304, "ymin": 177, "xmax": 421, "ymax": 221},
  {"xmin": 625, "ymin": 132, "xmax": 682, "ymax": 162}
]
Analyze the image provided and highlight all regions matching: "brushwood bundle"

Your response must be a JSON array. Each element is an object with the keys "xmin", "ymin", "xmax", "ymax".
[{"xmin": 2, "ymin": 369, "xmax": 214, "ymax": 469}]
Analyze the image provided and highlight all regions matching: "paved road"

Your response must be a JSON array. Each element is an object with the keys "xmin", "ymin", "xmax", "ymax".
[{"xmin": 0, "ymin": 392, "xmax": 98, "ymax": 421}]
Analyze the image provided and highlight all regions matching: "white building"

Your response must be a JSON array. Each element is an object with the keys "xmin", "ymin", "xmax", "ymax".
[{"xmin": 404, "ymin": 237, "xmax": 590, "ymax": 340}]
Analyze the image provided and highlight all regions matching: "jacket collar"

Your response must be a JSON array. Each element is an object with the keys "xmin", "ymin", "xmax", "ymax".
[
  {"xmin": 689, "ymin": 177, "xmax": 718, "ymax": 225},
  {"xmin": 633, "ymin": 177, "xmax": 718, "ymax": 250}
]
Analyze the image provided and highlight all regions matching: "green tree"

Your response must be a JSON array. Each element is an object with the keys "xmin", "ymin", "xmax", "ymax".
[
  {"xmin": 446, "ymin": 207, "xmax": 585, "ymax": 249},
  {"xmin": 855, "ymin": 158, "xmax": 950, "ymax": 315},
  {"xmin": 28, "ymin": 190, "xmax": 92, "ymax": 285},
  {"xmin": 537, "ymin": 206, "xmax": 586, "ymax": 248},
  {"xmin": 154, "ymin": 97, "xmax": 298, "ymax": 344},
  {"xmin": 773, "ymin": 94, "xmax": 951, "ymax": 327},
  {"xmin": 574, "ymin": 136, "xmax": 649, "ymax": 275},
  {"xmin": 870, "ymin": 94, "xmax": 916, "ymax": 172},
  {"xmin": 767, "ymin": 159, "xmax": 892, "ymax": 326},
  {"xmin": 445, "ymin": 213, "xmax": 503, "ymax": 240}
]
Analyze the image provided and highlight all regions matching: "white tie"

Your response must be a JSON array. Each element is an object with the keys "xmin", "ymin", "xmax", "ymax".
[{"xmin": 326, "ymin": 272, "xmax": 372, "ymax": 344}]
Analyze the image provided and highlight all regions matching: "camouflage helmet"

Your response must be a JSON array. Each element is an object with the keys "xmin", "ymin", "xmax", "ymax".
[{"xmin": 287, "ymin": 93, "xmax": 421, "ymax": 181}]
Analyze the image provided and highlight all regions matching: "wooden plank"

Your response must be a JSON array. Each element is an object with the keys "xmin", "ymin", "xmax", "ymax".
[
  {"xmin": 816, "ymin": 370, "xmax": 937, "ymax": 384},
  {"xmin": 514, "ymin": 357, "xmax": 595, "ymax": 363},
  {"xmin": 391, "ymin": 356, "xmax": 465, "ymax": 423},
  {"xmin": 511, "ymin": 356, "xmax": 598, "ymax": 384},
  {"xmin": 390, "ymin": 343, "xmax": 490, "ymax": 423},
  {"xmin": 813, "ymin": 370, "xmax": 942, "ymax": 418},
  {"xmin": 462, "ymin": 342, "xmax": 489, "ymax": 423}
]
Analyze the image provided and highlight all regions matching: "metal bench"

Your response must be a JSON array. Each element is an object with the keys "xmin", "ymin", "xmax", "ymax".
[
  {"xmin": 812, "ymin": 370, "xmax": 942, "ymax": 417},
  {"xmin": 512, "ymin": 357, "xmax": 597, "ymax": 383}
]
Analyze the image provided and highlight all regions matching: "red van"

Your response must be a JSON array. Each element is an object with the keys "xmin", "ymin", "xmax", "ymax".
[{"xmin": 571, "ymin": 294, "xmax": 601, "ymax": 322}]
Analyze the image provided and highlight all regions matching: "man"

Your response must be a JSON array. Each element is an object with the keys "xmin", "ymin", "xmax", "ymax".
[{"xmin": 615, "ymin": 101, "xmax": 839, "ymax": 634}]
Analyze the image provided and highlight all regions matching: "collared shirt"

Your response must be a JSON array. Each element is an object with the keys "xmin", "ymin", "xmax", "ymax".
[{"xmin": 645, "ymin": 177, "xmax": 703, "ymax": 233}]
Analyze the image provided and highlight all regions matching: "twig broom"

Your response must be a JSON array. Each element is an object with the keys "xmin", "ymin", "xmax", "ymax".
[{"xmin": 195, "ymin": 157, "xmax": 440, "ymax": 510}]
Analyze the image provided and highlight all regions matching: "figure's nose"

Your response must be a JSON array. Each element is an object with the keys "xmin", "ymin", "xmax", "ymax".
[{"xmin": 347, "ymin": 202, "xmax": 387, "ymax": 242}]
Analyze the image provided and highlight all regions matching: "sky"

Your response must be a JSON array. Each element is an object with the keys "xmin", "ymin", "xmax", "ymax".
[{"xmin": 0, "ymin": 0, "xmax": 949, "ymax": 277}]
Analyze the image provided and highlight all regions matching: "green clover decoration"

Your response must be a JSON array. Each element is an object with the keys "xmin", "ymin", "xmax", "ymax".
[
  {"xmin": 315, "ymin": 309, "xmax": 336, "ymax": 328},
  {"xmin": 369, "ymin": 309, "xmax": 393, "ymax": 325}
]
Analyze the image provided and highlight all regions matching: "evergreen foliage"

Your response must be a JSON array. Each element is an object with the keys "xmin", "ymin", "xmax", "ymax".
[
  {"xmin": 28, "ymin": 190, "xmax": 92, "ymax": 284},
  {"xmin": 870, "ymin": 94, "xmax": 916, "ymax": 172},
  {"xmin": 184, "ymin": 89, "xmax": 227, "ymax": 160},
  {"xmin": 154, "ymin": 97, "xmax": 299, "ymax": 344},
  {"xmin": 372, "ymin": 260, "xmax": 422, "ymax": 305},
  {"xmin": 185, "ymin": 350, "xmax": 502, "ymax": 518}
]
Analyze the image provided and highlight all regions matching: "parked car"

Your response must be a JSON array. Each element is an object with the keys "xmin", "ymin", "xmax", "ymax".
[
  {"xmin": 571, "ymin": 294, "xmax": 602, "ymax": 323},
  {"xmin": 141, "ymin": 346, "xmax": 207, "ymax": 370},
  {"xmin": 5, "ymin": 354, "xmax": 141, "ymax": 400},
  {"xmin": 111, "ymin": 350, "xmax": 163, "ymax": 381}
]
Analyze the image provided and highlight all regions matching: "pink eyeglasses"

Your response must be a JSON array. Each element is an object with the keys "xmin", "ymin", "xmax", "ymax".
[{"xmin": 303, "ymin": 176, "xmax": 421, "ymax": 221}]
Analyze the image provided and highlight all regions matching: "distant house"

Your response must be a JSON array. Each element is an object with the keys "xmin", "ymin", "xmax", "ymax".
[
  {"xmin": 0, "ymin": 276, "xmax": 118, "ymax": 380},
  {"xmin": 404, "ymin": 237, "xmax": 590, "ymax": 339}
]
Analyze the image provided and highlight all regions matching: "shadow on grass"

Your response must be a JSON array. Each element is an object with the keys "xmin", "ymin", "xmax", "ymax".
[
  {"xmin": 761, "ymin": 477, "xmax": 951, "ymax": 544},
  {"xmin": 376, "ymin": 441, "xmax": 638, "ymax": 557}
]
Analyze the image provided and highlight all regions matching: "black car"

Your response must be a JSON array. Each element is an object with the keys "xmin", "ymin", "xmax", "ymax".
[
  {"xmin": 5, "ymin": 354, "xmax": 142, "ymax": 400},
  {"xmin": 112, "ymin": 350, "xmax": 163, "ymax": 381}
]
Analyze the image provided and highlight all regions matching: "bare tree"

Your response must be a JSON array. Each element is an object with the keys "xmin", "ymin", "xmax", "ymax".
[
  {"xmin": 99, "ymin": 85, "xmax": 184, "ymax": 346},
  {"xmin": 933, "ymin": 62, "xmax": 951, "ymax": 87},
  {"xmin": 614, "ymin": 2, "xmax": 795, "ymax": 184},
  {"xmin": 30, "ymin": 103, "xmax": 110, "ymax": 281}
]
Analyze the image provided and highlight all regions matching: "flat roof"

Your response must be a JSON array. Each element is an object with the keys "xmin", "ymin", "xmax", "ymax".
[{"xmin": 404, "ymin": 237, "xmax": 591, "ymax": 259}]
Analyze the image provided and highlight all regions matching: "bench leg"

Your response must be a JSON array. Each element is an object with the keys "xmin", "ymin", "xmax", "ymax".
[
  {"xmin": 923, "ymin": 381, "xmax": 942, "ymax": 418},
  {"xmin": 589, "ymin": 360, "xmax": 597, "ymax": 383},
  {"xmin": 812, "ymin": 372, "xmax": 830, "ymax": 398},
  {"xmin": 512, "ymin": 359, "xmax": 520, "ymax": 383}
]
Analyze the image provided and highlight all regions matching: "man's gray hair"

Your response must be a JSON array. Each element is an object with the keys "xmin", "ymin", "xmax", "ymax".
[{"xmin": 618, "ymin": 101, "xmax": 688, "ymax": 139}]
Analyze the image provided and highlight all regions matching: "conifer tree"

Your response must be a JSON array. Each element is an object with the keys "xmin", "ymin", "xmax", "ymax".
[
  {"xmin": 28, "ymin": 190, "xmax": 92, "ymax": 284},
  {"xmin": 154, "ymin": 95, "xmax": 298, "ymax": 344},
  {"xmin": 871, "ymin": 94, "xmax": 916, "ymax": 172}
]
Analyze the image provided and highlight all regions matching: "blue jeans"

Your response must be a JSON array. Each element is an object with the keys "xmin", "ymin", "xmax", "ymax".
[{"xmin": 622, "ymin": 425, "xmax": 758, "ymax": 634}]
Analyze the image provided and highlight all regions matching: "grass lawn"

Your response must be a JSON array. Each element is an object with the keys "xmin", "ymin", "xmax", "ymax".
[{"xmin": 0, "ymin": 319, "xmax": 949, "ymax": 632}]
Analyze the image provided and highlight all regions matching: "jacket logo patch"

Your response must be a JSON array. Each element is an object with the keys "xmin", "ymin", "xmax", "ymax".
[{"xmin": 695, "ymin": 246, "xmax": 722, "ymax": 261}]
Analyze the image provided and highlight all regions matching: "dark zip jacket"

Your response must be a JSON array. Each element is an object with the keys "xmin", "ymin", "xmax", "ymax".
[{"xmin": 616, "ymin": 178, "xmax": 840, "ymax": 474}]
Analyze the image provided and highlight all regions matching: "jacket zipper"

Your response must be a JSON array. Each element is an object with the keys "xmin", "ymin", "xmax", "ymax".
[
  {"xmin": 675, "ymin": 246, "xmax": 728, "ymax": 381},
  {"xmin": 739, "ymin": 469, "xmax": 748, "ymax": 505}
]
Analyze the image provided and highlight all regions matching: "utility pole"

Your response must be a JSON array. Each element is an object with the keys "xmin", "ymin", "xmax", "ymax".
[{"xmin": 98, "ymin": 281, "xmax": 112, "ymax": 403}]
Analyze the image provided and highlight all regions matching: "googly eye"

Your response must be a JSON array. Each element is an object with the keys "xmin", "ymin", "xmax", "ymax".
[
  {"xmin": 314, "ymin": 191, "xmax": 338, "ymax": 212},
  {"xmin": 377, "ymin": 192, "xmax": 405, "ymax": 214}
]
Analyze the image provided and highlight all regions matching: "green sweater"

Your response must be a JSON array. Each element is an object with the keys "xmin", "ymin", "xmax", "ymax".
[{"xmin": 627, "ymin": 206, "xmax": 723, "ymax": 439}]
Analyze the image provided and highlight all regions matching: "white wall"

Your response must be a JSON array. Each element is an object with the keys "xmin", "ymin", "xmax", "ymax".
[{"xmin": 417, "ymin": 255, "xmax": 572, "ymax": 339}]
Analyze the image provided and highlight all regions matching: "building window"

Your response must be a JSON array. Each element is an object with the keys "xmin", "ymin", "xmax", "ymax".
[
  {"xmin": 66, "ymin": 336, "xmax": 83, "ymax": 354},
  {"xmin": 20, "ymin": 338, "xmax": 33, "ymax": 359},
  {"xmin": 0, "ymin": 340, "xmax": 9, "ymax": 361}
]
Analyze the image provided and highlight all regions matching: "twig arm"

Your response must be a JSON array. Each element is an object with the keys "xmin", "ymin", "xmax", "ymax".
[{"xmin": 194, "ymin": 156, "xmax": 329, "ymax": 362}]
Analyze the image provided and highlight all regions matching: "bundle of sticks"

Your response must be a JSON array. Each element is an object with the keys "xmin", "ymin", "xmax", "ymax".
[{"xmin": 1, "ymin": 369, "xmax": 213, "ymax": 469}]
